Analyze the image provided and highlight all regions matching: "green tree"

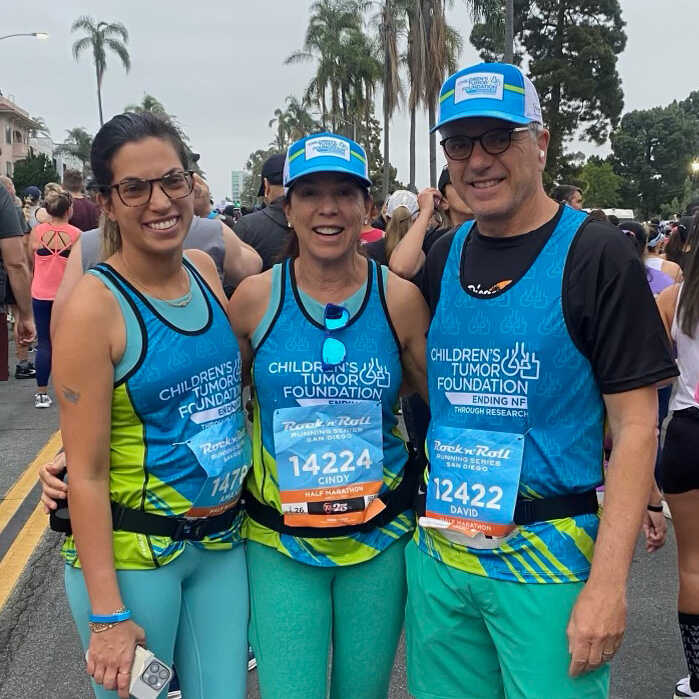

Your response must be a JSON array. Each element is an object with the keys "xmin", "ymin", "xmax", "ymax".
[
  {"xmin": 471, "ymin": 0, "xmax": 626, "ymax": 180},
  {"xmin": 578, "ymin": 156, "xmax": 622, "ymax": 208},
  {"xmin": 12, "ymin": 151, "xmax": 60, "ymax": 194},
  {"xmin": 269, "ymin": 96, "xmax": 320, "ymax": 150},
  {"xmin": 124, "ymin": 94, "xmax": 167, "ymax": 115},
  {"xmin": 56, "ymin": 127, "xmax": 94, "ymax": 173},
  {"xmin": 611, "ymin": 101, "xmax": 699, "ymax": 218},
  {"xmin": 240, "ymin": 147, "xmax": 282, "ymax": 208},
  {"xmin": 71, "ymin": 16, "xmax": 131, "ymax": 126}
]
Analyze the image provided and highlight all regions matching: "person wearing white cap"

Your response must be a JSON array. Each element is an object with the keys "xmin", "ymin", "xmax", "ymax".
[
  {"xmin": 366, "ymin": 188, "xmax": 440, "ymax": 283},
  {"xmin": 229, "ymin": 132, "xmax": 429, "ymax": 698},
  {"xmin": 405, "ymin": 62, "xmax": 678, "ymax": 699}
]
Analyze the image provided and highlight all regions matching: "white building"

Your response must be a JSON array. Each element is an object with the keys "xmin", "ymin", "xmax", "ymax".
[
  {"xmin": 231, "ymin": 170, "xmax": 248, "ymax": 204},
  {"xmin": 29, "ymin": 136, "xmax": 83, "ymax": 177}
]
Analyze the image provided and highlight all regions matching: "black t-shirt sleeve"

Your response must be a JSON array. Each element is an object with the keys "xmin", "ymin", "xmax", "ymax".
[
  {"xmin": 564, "ymin": 220, "xmax": 678, "ymax": 394},
  {"xmin": 0, "ymin": 188, "xmax": 22, "ymax": 239},
  {"xmin": 421, "ymin": 229, "xmax": 455, "ymax": 312},
  {"xmin": 365, "ymin": 239, "xmax": 388, "ymax": 267}
]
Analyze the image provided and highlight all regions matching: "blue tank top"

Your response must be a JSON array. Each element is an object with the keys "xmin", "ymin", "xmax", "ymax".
[
  {"xmin": 417, "ymin": 206, "xmax": 604, "ymax": 583},
  {"xmin": 62, "ymin": 257, "xmax": 249, "ymax": 569},
  {"xmin": 246, "ymin": 257, "xmax": 413, "ymax": 566}
]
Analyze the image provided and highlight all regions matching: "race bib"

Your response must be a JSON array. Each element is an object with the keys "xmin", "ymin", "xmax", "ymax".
[
  {"xmin": 421, "ymin": 425, "xmax": 524, "ymax": 538},
  {"xmin": 273, "ymin": 401, "xmax": 385, "ymax": 527},
  {"xmin": 184, "ymin": 416, "xmax": 251, "ymax": 518}
]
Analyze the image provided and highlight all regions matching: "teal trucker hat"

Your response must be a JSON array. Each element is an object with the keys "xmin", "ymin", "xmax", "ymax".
[
  {"xmin": 283, "ymin": 132, "xmax": 372, "ymax": 190},
  {"xmin": 432, "ymin": 62, "xmax": 543, "ymax": 132}
]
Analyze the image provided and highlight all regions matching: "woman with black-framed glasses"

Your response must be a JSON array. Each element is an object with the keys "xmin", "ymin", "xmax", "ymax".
[
  {"xmin": 228, "ymin": 132, "xmax": 429, "ymax": 698},
  {"xmin": 53, "ymin": 112, "xmax": 250, "ymax": 698}
]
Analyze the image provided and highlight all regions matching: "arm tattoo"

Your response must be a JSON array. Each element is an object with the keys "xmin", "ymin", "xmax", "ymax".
[{"xmin": 62, "ymin": 386, "xmax": 80, "ymax": 404}]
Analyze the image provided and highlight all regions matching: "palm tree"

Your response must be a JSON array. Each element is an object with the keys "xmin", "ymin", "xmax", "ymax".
[
  {"xmin": 71, "ymin": 16, "xmax": 130, "ymax": 126},
  {"xmin": 286, "ymin": 0, "xmax": 366, "ymax": 131},
  {"xmin": 378, "ymin": 1, "xmax": 405, "ymax": 197},
  {"xmin": 124, "ymin": 94, "xmax": 167, "ymax": 115},
  {"xmin": 56, "ymin": 127, "xmax": 93, "ymax": 173},
  {"xmin": 504, "ymin": 0, "xmax": 514, "ymax": 63},
  {"xmin": 420, "ymin": 0, "xmax": 462, "ymax": 186},
  {"xmin": 402, "ymin": 0, "xmax": 426, "ymax": 190},
  {"xmin": 30, "ymin": 116, "xmax": 51, "ymax": 139}
]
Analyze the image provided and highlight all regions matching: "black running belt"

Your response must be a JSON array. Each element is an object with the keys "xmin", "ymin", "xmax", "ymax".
[
  {"xmin": 415, "ymin": 486, "xmax": 599, "ymax": 526},
  {"xmin": 244, "ymin": 448, "xmax": 424, "ymax": 538},
  {"xmin": 50, "ymin": 500, "xmax": 242, "ymax": 541}
]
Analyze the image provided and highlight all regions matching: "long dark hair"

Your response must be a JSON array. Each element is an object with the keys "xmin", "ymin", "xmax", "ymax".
[
  {"xmin": 678, "ymin": 213, "xmax": 699, "ymax": 337},
  {"xmin": 91, "ymin": 112, "xmax": 190, "ymax": 258}
]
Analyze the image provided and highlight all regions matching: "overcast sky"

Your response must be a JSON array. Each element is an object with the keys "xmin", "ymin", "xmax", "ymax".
[{"xmin": 3, "ymin": 0, "xmax": 697, "ymax": 200}]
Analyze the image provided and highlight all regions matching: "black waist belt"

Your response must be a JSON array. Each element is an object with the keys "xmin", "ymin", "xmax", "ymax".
[
  {"xmin": 416, "ymin": 487, "xmax": 599, "ymax": 526},
  {"xmin": 245, "ymin": 448, "xmax": 424, "ymax": 538},
  {"xmin": 513, "ymin": 489, "xmax": 599, "ymax": 525},
  {"xmin": 50, "ymin": 500, "xmax": 242, "ymax": 541}
]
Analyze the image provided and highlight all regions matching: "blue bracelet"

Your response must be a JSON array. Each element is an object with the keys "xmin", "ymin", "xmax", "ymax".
[{"xmin": 88, "ymin": 608, "xmax": 132, "ymax": 624}]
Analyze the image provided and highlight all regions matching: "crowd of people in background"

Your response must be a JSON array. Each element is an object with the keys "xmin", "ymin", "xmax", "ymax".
[{"xmin": 1, "ymin": 60, "xmax": 698, "ymax": 699}]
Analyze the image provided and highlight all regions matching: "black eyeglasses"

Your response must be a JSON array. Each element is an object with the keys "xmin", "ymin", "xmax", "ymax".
[
  {"xmin": 107, "ymin": 170, "xmax": 194, "ymax": 207},
  {"xmin": 440, "ymin": 126, "xmax": 531, "ymax": 161}
]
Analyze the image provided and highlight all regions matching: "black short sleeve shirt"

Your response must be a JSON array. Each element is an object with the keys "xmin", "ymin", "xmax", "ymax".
[{"xmin": 422, "ymin": 207, "xmax": 678, "ymax": 394}]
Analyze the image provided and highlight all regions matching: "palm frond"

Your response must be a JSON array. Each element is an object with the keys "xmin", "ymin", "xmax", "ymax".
[
  {"xmin": 71, "ymin": 36, "xmax": 92, "ymax": 61},
  {"xmin": 71, "ymin": 15, "xmax": 96, "ymax": 33},
  {"xmin": 104, "ymin": 38, "xmax": 131, "ymax": 71}
]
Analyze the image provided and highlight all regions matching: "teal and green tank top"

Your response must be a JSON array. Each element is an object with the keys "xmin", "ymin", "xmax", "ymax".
[
  {"xmin": 62, "ymin": 256, "xmax": 249, "ymax": 570},
  {"xmin": 245, "ymin": 258, "xmax": 414, "ymax": 566}
]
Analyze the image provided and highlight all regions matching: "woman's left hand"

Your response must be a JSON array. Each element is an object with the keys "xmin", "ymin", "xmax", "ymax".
[
  {"xmin": 643, "ymin": 508, "xmax": 667, "ymax": 553},
  {"xmin": 417, "ymin": 187, "xmax": 441, "ymax": 214}
]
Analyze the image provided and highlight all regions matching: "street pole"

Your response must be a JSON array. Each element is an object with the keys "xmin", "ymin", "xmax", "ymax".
[{"xmin": 0, "ymin": 33, "xmax": 49, "ymax": 41}]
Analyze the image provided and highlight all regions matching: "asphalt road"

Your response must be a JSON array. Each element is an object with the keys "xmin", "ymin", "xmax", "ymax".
[{"xmin": 0, "ymin": 359, "xmax": 687, "ymax": 698}]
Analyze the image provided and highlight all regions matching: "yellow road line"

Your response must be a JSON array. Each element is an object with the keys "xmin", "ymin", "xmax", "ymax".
[
  {"xmin": 0, "ymin": 430, "xmax": 61, "ymax": 533},
  {"xmin": 0, "ymin": 501, "xmax": 48, "ymax": 609}
]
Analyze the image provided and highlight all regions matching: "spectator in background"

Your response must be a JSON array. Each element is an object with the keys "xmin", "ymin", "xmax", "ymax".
[
  {"xmin": 371, "ymin": 194, "xmax": 387, "ymax": 231},
  {"xmin": 233, "ymin": 153, "xmax": 288, "ymax": 271},
  {"xmin": 360, "ymin": 195, "xmax": 385, "ymax": 244},
  {"xmin": 0, "ymin": 183, "xmax": 35, "ymax": 348},
  {"xmin": 0, "ymin": 176, "xmax": 35, "ymax": 379},
  {"xmin": 63, "ymin": 169, "xmax": 100, "ymax": 232},
  {"xmin": 30, "ymin": 188, "xmax": 80, "ymax": 408},
  {"xmin": 550, "ymin": 183, "xmax": 583, "ymax": 210},
  {"xmin": 193, "ymin": 174, "xmax": 218, "ymax": 219},
  {"xmin": 22, "ymin": 185, "xmax": 42, "ymax": 228},
  {"xmin": 588, "ymin": 209, "xmax": 608, "ymax": 222}
]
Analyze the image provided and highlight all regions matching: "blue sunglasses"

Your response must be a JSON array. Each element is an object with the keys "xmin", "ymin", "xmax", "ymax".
[{"xmin": 322, "ymin": 303, "xmax": 350, "ymax": 371}]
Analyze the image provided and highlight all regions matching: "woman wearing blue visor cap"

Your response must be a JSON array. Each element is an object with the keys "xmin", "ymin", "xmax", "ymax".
[{"xmin": 228, "ymin": 132, "xmax": 429, "ymax": 698}]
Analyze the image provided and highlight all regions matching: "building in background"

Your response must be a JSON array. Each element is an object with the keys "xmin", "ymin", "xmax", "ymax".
[
  {"xmin": 0, "ymin": 96, "xmax": 40, "ymax": 177},
  {"xmin": 29, "ymin": 136, "xmax": 83, "ymax": 177},
  {"xmin": 231, "ymin": 170, "xmax": 248, "ymax": 206}
]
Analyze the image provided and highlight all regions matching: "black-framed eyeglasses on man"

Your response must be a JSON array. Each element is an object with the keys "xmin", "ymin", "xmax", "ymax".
[
  {"xmin": 106, "ymin": 170, "xmax": 195, "ymax": 207},
  {"xmin": 440, "ymin": 126, "xmax": 532, "ymax": 161}
]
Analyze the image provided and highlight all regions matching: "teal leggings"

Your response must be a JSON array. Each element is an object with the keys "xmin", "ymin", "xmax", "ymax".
[
  {"xmin": 64, "ymin": 543, "xmax": 248, "ymax": 699},
  {"xmin": 247, "ymin": 536, "xmax": 409, "ymax": 699}
]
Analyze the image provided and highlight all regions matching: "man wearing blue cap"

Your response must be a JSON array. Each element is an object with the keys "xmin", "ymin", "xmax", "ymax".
[{"xmin": 405, "ymin": 63, "xmax": 678, "ymax": 698}]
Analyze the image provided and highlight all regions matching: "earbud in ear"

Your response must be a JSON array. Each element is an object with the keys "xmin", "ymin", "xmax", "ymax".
[{"xmin": 539, "ymin": 150, "xmax": 545, "ymax": 159}]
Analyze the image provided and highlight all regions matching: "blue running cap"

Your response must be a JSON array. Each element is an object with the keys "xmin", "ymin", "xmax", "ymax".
[
  {"xmin": 432, "ymin": 62, "xmax": 543, "ymax": 133},
  {"xmin": 284, "ymin": 133, "xmax": 372, "ymax": 190}
]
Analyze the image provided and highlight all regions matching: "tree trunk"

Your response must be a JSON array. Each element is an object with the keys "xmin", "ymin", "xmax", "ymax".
[
  {"xmin": 383, "ymin": 12, "xmax": 391, "ymax": 199},
  {"xmin": 428, "ymin": 100, "xmax": 436, "ymax": 187},
  {"xmin": 504, "ymin": 0, "xmax": 514, "ymax": 63},
  {"xmin": 547, "ymin": 2, "xmax": 566, "ymax": 178},
  {"xmin": 96, "ymin": 68, "xmax": 104, "ymax": 126},
  {"xmin": 409, "ymin": 104, "xmax": 416, "ymax": 191}
]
